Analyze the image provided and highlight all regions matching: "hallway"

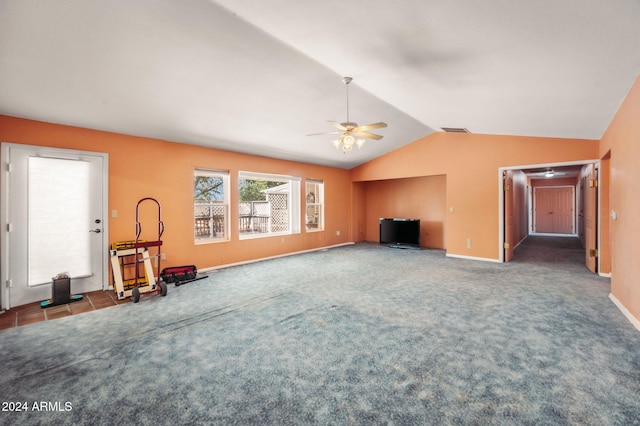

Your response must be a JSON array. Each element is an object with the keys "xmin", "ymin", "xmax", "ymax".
[{"xmin": 514, "ymin": 235, "xmax": 587, "ymax": 270}]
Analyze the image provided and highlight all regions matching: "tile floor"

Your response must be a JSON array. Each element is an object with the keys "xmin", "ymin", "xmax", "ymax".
[{"xmin": 0, "ymin": 290, "xmax": 131, "ymax": 331}]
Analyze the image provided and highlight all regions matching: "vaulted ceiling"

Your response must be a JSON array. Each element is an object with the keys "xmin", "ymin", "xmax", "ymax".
[{"xmin": 1, "ymin": 0, "xmax": 639, "ymax": 169}]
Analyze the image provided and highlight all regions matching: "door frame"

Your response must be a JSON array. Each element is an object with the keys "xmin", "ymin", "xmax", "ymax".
[
  {"xmin": 498, "ymin": 159, "xmax": 599, "ymax": 263},
  {"xmin": 1, "ymin": 143, "xmax": 109, "ymax": 310}
]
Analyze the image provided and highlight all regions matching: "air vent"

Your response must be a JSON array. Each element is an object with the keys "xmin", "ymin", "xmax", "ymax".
[{"xmin": 441, "ymin": 127, "xmax": 470, "ymax": 133}]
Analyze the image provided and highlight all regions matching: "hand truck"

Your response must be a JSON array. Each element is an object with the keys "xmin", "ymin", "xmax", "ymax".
[{"xmin": 110, "ymin": 198, "xmax": 167, "ymax": 303}]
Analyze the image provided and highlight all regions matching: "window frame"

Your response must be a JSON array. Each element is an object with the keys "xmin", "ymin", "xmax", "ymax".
[
  {"xmin": 238, "ymin": 171, "xmax": 300, "ymax": 240},
  {"xmin": 194, "ymin": 168, "xmax": 230, "ymax": 244},
  {"xmin": 305, "ymin": 179, "xmax": 324, "ymax": 232}
]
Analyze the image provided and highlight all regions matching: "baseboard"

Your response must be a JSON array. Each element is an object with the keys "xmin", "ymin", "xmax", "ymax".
[
  {"xmin": 513, "ymin": 237, "xmax": 526, "ymax": 250},
  {"xmin": 445, "ymin": 253, "xmax": 501, "ymax": 263},
  {"xmin": 609, "ymin": 293, "xmax": 640, "ymax": 333},
  {"xmin": 200, "ymin": 242, "xmax": 355, "ymax": 272},
  {"xmin": 530, "ymin": 233, "xmax": 578, "ymax": 237},
  {"xmin": 599, "ymin": 272, "xmax": 612, "ymax": 278}
]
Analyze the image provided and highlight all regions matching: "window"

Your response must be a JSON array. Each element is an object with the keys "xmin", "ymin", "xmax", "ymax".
[
  {"xmin": 238, "ymin": 172, "xmax": 300, "ymax": 238},
  {"xmin": 305, "ymin": 179, "xmax": 324, "ymax": 231},
  {"xmin": 28, "ymin": 157, "xmax": 92, "ymax": 285},
  {"xmin": 194, "ymin": 169, "xmax": 229, "ymax": 242}
]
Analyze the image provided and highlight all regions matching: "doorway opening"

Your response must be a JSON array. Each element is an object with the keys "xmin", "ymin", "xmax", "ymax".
[{"xmin": 499, "ymin": 160, "xmax": 600, "ymax": 273}]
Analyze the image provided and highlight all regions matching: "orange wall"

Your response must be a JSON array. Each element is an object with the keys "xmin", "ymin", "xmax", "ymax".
[
  {"xmin": 362, "ymin": 176, "xmax": 446, "ymax": 249},
  {"xmin": 599, "ymin": 75, "xmax": 640, "ymax": 323},
  {"xmin": 0, "ymin": 115, "xmax": 352, "ymax": 270},
  {"xmin": 350, "ymin": 182, "xmax": 368, "ymax": 243},
  {"xmin": 351, "ymin": 132, "xmax": 599, "ymax": 260}
]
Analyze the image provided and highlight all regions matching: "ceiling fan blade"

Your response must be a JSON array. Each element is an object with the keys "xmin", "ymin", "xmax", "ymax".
[
  {"xmin": 327, "ymin": 121, "xmax": 348, "ymax": 131},
  {"xmin": 307, "ymin": 131, "xmax": 343, "ymax": 137},
  {"xmin": 354, "ymin": 122, "xmax": 387, "ymax": 132},
  {"xmin": 354, "ymin": 131, "xmax": 384, "ymax": 140}
]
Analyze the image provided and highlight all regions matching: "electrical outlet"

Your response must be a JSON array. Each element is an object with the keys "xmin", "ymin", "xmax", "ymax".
[
  {"xmin": 160, "ymin": 253, "xmax": 166, "ymax": 261},
  {"xmin": 336, "ymin": 230, "xmax": 340, "ymax": 236},
  {"xmin": 467, "ymin": 238, "xmax": 472, "ymax": 249}
]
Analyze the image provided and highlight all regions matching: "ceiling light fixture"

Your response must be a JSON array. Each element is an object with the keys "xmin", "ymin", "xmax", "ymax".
[
  {"xmin": 545, "ymin": 171, "xmax": 555, "ymax": 178},
  {"xmin": 332, "ymin": 133, "xmax": 366, "ymax": 152}
]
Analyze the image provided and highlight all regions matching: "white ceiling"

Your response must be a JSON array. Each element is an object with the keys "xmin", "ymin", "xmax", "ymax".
[{"xmin": 1, "ymin": 0, "xmax": 639, "ymax": 169}]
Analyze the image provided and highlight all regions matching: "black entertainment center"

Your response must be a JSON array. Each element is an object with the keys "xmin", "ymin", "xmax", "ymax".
[{"xmin": 379, "ymin": 218, "xmax": 421, "ymax": 249}]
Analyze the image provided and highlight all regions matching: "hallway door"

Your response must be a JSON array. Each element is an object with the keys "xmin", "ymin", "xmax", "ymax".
[
  {"xmin": 584, "ymin": 164, "xmax": 598, "ymax": 273},
  {"xmin": 504, "ymin": 171, "xmax": 515, "ymax": 261},
  {"xmin": 1, "ymin": 144, "xmax": 108, "ymax": 309},
  {"xmin": 534, "ymin": 186, "xmax": 574, "ymax": 234}
]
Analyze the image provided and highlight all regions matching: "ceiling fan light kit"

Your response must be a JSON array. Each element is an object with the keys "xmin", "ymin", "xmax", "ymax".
[
  {"xmin": 332, "ymin": 134, "xmax": 366, "ymax": 152},
  {"xmin": 308, "ymin": 77, "xmax": 387, "ymax": 153}
]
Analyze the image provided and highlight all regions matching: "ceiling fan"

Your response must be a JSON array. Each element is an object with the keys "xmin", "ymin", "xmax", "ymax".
[{"xmin": 307, "ymin": 77, "xmax": 387, "ymax": 153}]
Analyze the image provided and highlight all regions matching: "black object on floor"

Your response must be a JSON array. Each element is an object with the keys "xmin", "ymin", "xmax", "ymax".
[
  {"xmin": 41, "ymin": 277, "xmax": 83, "ymax": 308},
  {"xmin": 161, "ymin": 265, "xmax": 207, "ymax": 286}
]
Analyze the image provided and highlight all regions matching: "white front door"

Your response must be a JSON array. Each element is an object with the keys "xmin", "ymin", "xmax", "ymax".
[{"xmin": 1, "ymin": 143, "xmax": 108, "ymax": 309}]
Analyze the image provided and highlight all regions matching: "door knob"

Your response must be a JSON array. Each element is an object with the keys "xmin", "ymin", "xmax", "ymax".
[{"xmin": 90, "ymin": 228, "xmax": 101, "ymax": 233}]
